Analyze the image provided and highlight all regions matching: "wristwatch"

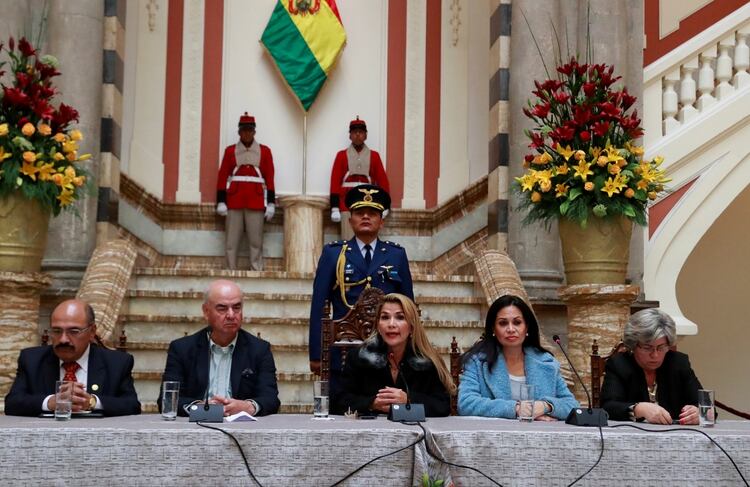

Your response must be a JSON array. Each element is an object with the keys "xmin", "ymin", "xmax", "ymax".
[
  {"xmin": 628, "ymin": 402, "xmax": 639, "ymax": 421},
  {"xmin": 89, "ymin": 396, "xmax": 97, "ymax": 410}
]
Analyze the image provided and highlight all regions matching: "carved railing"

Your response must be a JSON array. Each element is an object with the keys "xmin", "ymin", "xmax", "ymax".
[{"xmin": 643, "ymin": 5, "xmax": 750, "ymax": 147}]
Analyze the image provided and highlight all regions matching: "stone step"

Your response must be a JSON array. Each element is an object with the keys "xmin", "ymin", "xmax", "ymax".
[
  {"xmin": 125, "ymin": 290, "xmax": 483, "ymax": 318},
  {"xmin": 120, "ymin": 314, "xmax": 482, "ymax": 343},
  {"xmin": 133, "ymin": 268, "xmax": 477, "ymax": 298}
]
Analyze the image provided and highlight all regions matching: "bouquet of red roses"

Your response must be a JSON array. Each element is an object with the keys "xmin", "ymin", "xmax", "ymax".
[
  {"xmin": 0, "ymin": 36, "xmax": 89, "ymax": 215},
  {"xmin": 515, "ymin": 57, "xmax": 668, "ymax": 227}
]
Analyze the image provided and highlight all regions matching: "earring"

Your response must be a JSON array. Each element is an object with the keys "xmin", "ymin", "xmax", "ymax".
[{"xmin": 526, "ymin": 333, "xmax": 529, "ymax": 336}]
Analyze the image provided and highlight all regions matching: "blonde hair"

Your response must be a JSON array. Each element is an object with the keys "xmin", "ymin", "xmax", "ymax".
[{"xmin": 377, "ymin": 293, "xmax": 457, "ymax": 395}]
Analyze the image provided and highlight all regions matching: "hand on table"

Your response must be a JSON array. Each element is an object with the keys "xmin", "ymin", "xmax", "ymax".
[
  {"xmin": 678, "ymin": 405, "xmax": 699, "ymax": 425},
  {"xmin": 635, "ymin": 402, "xmax": 672, "ymax": 424},
  {"xmin": 370, "ymin": 387, "xmax": 407, "ymax": 413},
  {"xmin": 210, "ymin": 395, "xmax": 256, "ymax": 416}
]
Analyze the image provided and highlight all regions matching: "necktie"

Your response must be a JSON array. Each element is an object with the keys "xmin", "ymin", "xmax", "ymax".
[
  {"xmin": 364, "ymin": 244, "xmax": 372, "ymax": 266},
  {"xmin": 62, "ymin": 362, "xmax": 80, "ymax": 382}
]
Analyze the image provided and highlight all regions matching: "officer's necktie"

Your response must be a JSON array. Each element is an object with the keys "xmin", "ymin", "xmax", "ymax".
[
  {"xmin": 62, "ymin": 362, "xmax": 80, "ymax": 382},
  {"xmin": 364, "ymin": 244, "xmax": 372, "ymax": 266}
]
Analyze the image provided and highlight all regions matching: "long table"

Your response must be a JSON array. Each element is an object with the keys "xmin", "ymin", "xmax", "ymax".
[{"xmin": 1, "ymin": 414, "xmax": 748, "ymax": 486}]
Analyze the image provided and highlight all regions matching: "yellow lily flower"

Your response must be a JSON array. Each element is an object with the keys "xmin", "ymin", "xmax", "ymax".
[
  {"xmin": 573, "ymin": 160, "xmax": 594, "ymax": 181},
  {"xmin": 70, "ymin": 129, "xmax": 83, "ymax": 142},
  {"xmin": 556, "ymin": 163, "xmax": 569, "ymax": 176},
  {"xmin": 37, "ymin": 163, "xmax": 57, "ymax": 181},
  {"xmin": 555, "ymin": 183, "xmax": 569, "ymax": 198},
  {"xmin": 21, "ymin": 160, "xmax": 40, "ymax": 180},
  {"xmin": 556, "ymin": 145, "xmax": 574, "ymax": 161},
  {"xmin": 0, "ymin": 146, "xmax": 12, "ymax": 161},
  {"xmin": 515, "ymin": 174, "xmax": 535, "ymax": 192},
  {"xmin": 0, "ymin": 123, "xmax": 8, "ymax": 136},
  {"xmin": 57, "ymin": 189, "xmax": 76, "ymax": 206},
  {"xmin": 601, "ymin": 177, "xmax": 622, "ymax": 197}
]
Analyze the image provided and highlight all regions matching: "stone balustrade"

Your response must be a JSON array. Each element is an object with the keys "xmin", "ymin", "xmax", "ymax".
[{"xmin": 643, "ymin": 5, "xmax": 750, "ymax": 148}]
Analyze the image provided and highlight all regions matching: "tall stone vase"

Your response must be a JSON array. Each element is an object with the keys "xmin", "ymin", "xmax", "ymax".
[
  {"xmin": 558, "ymin": 215, "xmax": 632, "ymax": 285},
  {"xmin": 0, "ymin": 192, "xmax": 51, "ymax": 273}
]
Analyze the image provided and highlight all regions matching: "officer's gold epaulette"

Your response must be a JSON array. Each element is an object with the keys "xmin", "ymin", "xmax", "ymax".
[
  {"xmin": 326, "ymin": 240, "xmax": 346, "ymax": 247},
  {"xmin": 383, "ymin": 240, "xmax": 402, "ymax": 248}
]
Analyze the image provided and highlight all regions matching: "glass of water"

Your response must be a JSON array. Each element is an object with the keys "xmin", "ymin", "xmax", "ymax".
[
  {"xmin": 313, "ymin": 380, "xmax": 329, "ymax": 418},
  {"xmin": 161, "ymin": 381, "xmax": 180, "ymax": 420},
  {"xmin": 55, "ymin": 380, "xmax": 73, "ymax": 421},
  {"xmin": 518, "ymin": 384, "xmax": 535, "ymax": 422},
  {"xmin": 698, "ymin": 389, "xmax": 715, "ymax": 427}
]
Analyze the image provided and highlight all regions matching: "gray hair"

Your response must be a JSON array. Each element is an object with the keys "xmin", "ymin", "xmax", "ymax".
[{"xmin": 623, "ymin": 308, "xmax": 676, "ymax": 350}]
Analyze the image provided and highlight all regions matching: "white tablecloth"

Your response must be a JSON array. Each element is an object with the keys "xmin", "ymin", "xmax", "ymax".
[{"xmin": 1, "ymin": 414, "xmax": 749, "ymax": 486}]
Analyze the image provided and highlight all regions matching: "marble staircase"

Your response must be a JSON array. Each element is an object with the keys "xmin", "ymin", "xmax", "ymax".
[{"xmin": 121, "ymin": 268, "xmax": 486, "ymax": 413}]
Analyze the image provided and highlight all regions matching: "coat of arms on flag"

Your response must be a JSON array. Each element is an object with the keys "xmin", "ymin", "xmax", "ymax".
[{"xmin": 261, "ymin": 0, "xmax": 347, "ymax": 111}]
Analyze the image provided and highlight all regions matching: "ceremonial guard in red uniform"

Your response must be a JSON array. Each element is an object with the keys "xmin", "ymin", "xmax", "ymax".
[
  {"xmin": 329, "ymin": 117, "xmax": 390, "ymax": 235},
  {"xmin": 216, "ymin": 113, "xmax": 275, "ymax": 270}
]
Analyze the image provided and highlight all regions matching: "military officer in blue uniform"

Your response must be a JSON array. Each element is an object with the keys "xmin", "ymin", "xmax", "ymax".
[{"xmin": 309, "ymin": 184, "xmax": 414, "ymax": 376}]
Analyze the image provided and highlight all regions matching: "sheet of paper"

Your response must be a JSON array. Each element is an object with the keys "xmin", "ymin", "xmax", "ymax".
[{"xmin": 225, "ymin": 411, "xmax": 257, "ymax": 422}]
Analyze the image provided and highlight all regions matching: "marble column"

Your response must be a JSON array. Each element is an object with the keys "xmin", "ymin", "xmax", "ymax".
[
  {"xmin": 279, "ymin": 196, "xmax": 329, "ymax": 274},
  {"xmin": 0, "ymin": 272, "xmax": 51, "ymax": 409},
  {"xmin": 558, "ymin": 284, "xmax": 639, "ymax": 404},
  {"xmin": 507, "ymin": 0, "xmax": 566, "ymax": 299},
  {"xmin": 42, "ymin": 0, "xmax": 104, "ymax": 291}
]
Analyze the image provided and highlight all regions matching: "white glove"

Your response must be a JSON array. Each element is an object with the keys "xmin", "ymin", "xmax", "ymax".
[
  {"xmin": 331, "ymin": 207, "xmax": 341, "ymax": 223},
  {"xmin": 216, "ymin": 202, "xmax": 228, "ymax": 216},
  {"xmin": 382, "ymin": 209, "xmax": 390, "ymax": 218},
  {"xmin": 264, "ymin": 203, "xmax": 275, "ymax": 222}
]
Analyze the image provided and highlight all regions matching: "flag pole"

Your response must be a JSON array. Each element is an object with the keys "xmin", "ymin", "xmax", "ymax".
[{"xmin": 302, "ymin": 113, "xmax": 307, "ymax": 195}]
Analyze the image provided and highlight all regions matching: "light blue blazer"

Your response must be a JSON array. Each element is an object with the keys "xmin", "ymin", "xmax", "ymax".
[{"xmin": 458, "ymin": 347, "xmax": 578, "ymax": 420}]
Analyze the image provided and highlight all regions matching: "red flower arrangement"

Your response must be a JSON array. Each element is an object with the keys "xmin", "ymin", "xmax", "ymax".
[
  {"xmin": 0, "ymin": 36, "xmax": 89, "ymax": 215},
  {"xmin": 515, "ymin": 57, "xmax": 668, "ymax": 227}
]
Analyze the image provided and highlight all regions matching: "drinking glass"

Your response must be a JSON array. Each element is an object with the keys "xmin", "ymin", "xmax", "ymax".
[
  {"xmin": 698, "ymin": 389, "xmax": 715, "ymax": 427},
  {"xmin": 518, "ymin": 384, "xmax": 535, "ymax": 422},
  {"xmin": 161, "ymin": 381, "xmax": 180, "ymax": 420},
  {"xmin": 55, "ymin": 380, "xmax": 73, "ymax": 421},
  {"xmin": 313, "ymin": 380, "xmax": 329, "ymax": 418}
]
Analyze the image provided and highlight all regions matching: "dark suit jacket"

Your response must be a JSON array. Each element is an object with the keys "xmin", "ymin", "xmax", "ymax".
[
  {"xmin": 600, "ymin": 351, "xmax": 702, "ymax": 421},
  {"xmin": 4, "ymin": 345, "xmax": 141, "ymax": 417},
  {"xmin": 333, "ymin": 336, "xmax": 450, "ymax": 417},
  {"xmin": 162, "ymin": 328, "xmax": 280, "ymax": 416}
]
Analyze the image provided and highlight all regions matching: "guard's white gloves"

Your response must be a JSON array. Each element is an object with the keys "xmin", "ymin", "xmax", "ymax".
[
  {"xmin": 382, "ymin": 209, "xmax": 390, "ymax": 218},
  {"xmin": 264, "ymin": 203, "xmax": 275, "ymax": 222},
  {"xmin": 216, "ymin": 202, "xmax": 228, "ymax": 216},
  {"xmin": 331, "ymin": 207, "xmax": 341, "ymax": 223}
]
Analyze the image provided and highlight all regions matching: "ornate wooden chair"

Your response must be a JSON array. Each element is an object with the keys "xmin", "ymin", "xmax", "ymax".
[
  {"xmin": 449, "ymin": 336, "xmax": 462, "ymax": 415},
  {"xmin": 590, "ymin": 339, "xmax": 627, "ymax": 408},
  {"xmin": 320, "ymin": 287, "xmax": 385, "ymax": 381}
]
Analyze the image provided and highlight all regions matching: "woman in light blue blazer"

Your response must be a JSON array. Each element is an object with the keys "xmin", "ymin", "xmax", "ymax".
[{"xmin": 458, "ymin": 295, "xmax": 578, "ymax": 420}]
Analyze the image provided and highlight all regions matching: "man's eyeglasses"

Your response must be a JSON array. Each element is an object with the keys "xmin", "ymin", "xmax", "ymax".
[
  {"xmin": 49, "ymin": 325, "xmax": 93, "ymax": 338},
  {"xmin": 637, "ymin": 343, "xmax": 670, "ymax": 354}
]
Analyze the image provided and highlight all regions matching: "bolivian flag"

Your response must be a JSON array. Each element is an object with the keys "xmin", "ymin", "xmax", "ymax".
[{"xmin": 261, "ymin": 0, "xmax": 347, "ymax": 111}]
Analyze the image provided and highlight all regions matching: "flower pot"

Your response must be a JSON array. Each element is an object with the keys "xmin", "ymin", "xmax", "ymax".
[
  {"xmin": 558, "ymin": 215, "xmax": 632, "ymax": 285},
  {"xmin": 0, "ymin": 192, "xmax": 51, "ymax": 272}
]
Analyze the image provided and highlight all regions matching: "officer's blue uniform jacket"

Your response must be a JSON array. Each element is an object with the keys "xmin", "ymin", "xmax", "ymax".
[{"xmin": 309, "ymin": 237, "xmax": 414, "ymax": 363}]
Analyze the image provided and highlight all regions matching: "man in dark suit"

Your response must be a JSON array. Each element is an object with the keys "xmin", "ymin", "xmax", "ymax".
[
  {"xmin": 4, "ymin": 299, "xmax": 141, "ymax": 417},
  {"xmin": 161, "ymin": 279, "xmax": 280, "ymax": 416},
  {"xmin": 309, "ymin": 184, "xmax": 414, "ymax": 376}
]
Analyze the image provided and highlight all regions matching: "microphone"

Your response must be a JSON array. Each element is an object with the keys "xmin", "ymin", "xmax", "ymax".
[
  {"xmin": 387, "ymin": 360, "xmax": 425, "ymax": 422},
  {"xmin": 189, "ymin": 330, "xmax": 225, "ymax": 423},
  {"xmin": 551, "ymin": 334, "xmax": 608, "ymax": 427}
]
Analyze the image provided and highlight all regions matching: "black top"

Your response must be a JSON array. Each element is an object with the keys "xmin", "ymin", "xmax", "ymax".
[
  {"xmin": 333, "ymin": 336, "xmax": 450, "ymax": 417},
  {"xmin": 600, "ymin": 351, "xmax": 702, "ymax": 421}
]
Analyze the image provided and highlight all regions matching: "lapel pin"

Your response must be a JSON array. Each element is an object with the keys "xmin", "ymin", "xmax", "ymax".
[{"xmin": 91, "ymin": 384, "xmax": 99, "ymax": 391}]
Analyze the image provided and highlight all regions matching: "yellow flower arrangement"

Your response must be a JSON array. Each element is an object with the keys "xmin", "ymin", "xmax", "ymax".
[
  {"xmin": 515, "ymin": 58, "xmax": 669, "ymax": 226},
  {"xmin": 0, "ymin": 36, "xmax": 90, "ymax": 215}
]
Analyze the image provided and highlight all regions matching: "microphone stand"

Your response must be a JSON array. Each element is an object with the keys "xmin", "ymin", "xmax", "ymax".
[
  {"xmin": 189, "ymin": 330, "xmax": 225, "ymax": 423},
  {"xmin": 388, "ymin": 361, "xmax": 425, "ymax": 423},
  {"xmin": 552, "ymin": 335, "xmax": 608, "ymax": 427}
]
